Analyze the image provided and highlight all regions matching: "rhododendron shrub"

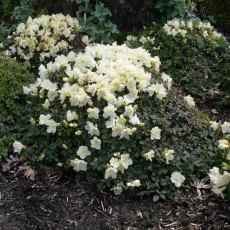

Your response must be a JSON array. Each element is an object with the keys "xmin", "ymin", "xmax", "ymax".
[
  {"xmin": 125, "ymin": 19, "xmax": 230, "ymax": 104},
  {"xmin": 16, "ymin": 44, "xmax": 220, "ymax": 198},
  {"xmin": 7, "ymin": 14, "xmax": 84, "ymax": 66}
]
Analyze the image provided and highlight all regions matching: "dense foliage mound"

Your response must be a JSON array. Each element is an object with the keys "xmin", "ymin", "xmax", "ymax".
[
  {"xmin": 11, "ymin": 43, "xmax": 223, "ymax": 200},
  {"xmin": 0, "ymin": 54, "xmax": 35, "ymax": 161},
  {"xmin": 7, "ymin": 14, "xmax": 84, "ymax": 65},
  {"xmin": 125, "ymin": 18, "xmax": 230, "ymax": 105}
]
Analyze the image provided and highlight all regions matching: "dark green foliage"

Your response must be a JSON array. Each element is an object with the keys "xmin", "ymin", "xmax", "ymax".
[
  {"xmin": 0, "ymin": 55, "xmax": 35, "ymax": 124},
  {"xmin": 203, "ymin": 0, "xmax": 230, "ymax": 34},
  {"xmin": 12, "ymin": 0, "xmax": 36, "ymax": 23},
  {"xmin": 0, "ymin": 55, "xmax": 35, "ymax": 161},
  {"xmin": 0, "ymin": 0, "xmax": 20, "ymax": 19},
  {"xmin": 73, "ymin": 0, "xmax": 118, "ymax": 43},
  {"xmin": 155, "ymin": 0, "xmax": 196, "ymax": 20}
]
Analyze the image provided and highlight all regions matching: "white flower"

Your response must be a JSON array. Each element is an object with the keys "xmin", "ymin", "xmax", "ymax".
[
  {"xmin": 221, "ymin": 121, "xmax": 230, "ymax": 134},
  {"xmin": 203, "ymin": 30, "xmax": 208, "ymax": 38},
  {"xmin": 85, "ymin": 121, "xmax": 100, "ymax": 136},
  {"xmin": 82, "ymin": 35, "xmax": 90, "ymax": 45},
  {"xmin": 90, "ymin": 137, "xmax": 101, "ymax": 150},
  {"xmin": 227, "ymin": 153, "xmax": 230, "ymax": 161},
  {"xmin": 126, "ymin": 35, "xmax": 137, "ymax": 41},
  {"xmin": 210, "ymin": 121, "xmax": 219, "ymax": 131},
  {"xmin": 147, "ymin": 83, "xmax": 167, "ymax": 100},
  {"xmin": 111, "ymin": 183, "xmax": 124, "ymax": 195},
  {"xmin": 66, "ymin": 110, "xmax": 78, "ymax": 122},
  {"xmin": 109, "ymin": 157, "xmax": 120, "ymax": 168},
  {"xmin": 39, "ymin": 114, "xmax": 58, "ymax": 133},
  {"xmin": 129, "ymin": 114, "xmax": 141, "ymax": 125},
  {"xmin": 105, "ymin": 167, "xmax": 118, "ymax": 179},
  {"xmin": 184, "ymin": 95, "xmax": 195, "ymax": 108},
  {"xmin": 103, "ymin": 104, "xmax": 117, "ymax": 118},
  {"xmin": 42, "ymin": 99, "xmax": 50, "ymax": 110},
  {"xmin": 120, "ymin": 128, "xmax": 136, "ymax": 139},
  {"xmin": 70, "ymin": 159, "xmax": 87, "ymax": 171},
  {"xmin": 123, "ymin": 105, "xmax": 134, "ymax": 118},
  {"xmin": 39, "ymin": 114, "xmax": 51, "ymax": 125},
  {"xmin": 87, "ymin": 107, "xmax": 100, "ymax": 119},
  {"xmin": 46, "ymin": 119, "xmax": 59, "ymax": 133},
  {"xmin": 151, "ymin": 127, "xmax": 161, "ymax": 140},
  {"xmin": 142, "ymin": 150, "xmax": 155, "ymax": 161},
  {"xmin": 208, "ymin": 167, "xmax": 230, "ymax": 196},
  {"xmin": 77, "ymin": 146, "xmax": 91, "ymax": 159},
  {"xmin": 164, "ymin": 149, "xmax": 174, "ymax": 164},
  {"xmin": 118, "ymin": 154, "xmax": 133, "ymax": 173},
  {"xmin": 127, "ymin": 179, "xmax": 141, "ymax": 187},
  {"xmin": 171, "ymin": 172, "xmax": 185, "ymax": 187},
  {"xmin": 218, "ymin": 140, "xmax": 230, "ymax": 150},
  {"xmin": 139, "ymin": 36, "xmax": 147, "ymax": 44},
  {"xmin": 161, "ymin": 73, "xmax": 172, "ymax": 89},
  {"xmin": 13, "ymin": 141, "xmax": 25, "ymax": 153}
]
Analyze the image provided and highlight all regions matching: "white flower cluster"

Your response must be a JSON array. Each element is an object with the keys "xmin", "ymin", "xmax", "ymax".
[
  {"xmin": 22, "ymin": 43, "xmax": 177, "ymax": 190},
  {"xmin": 163, "ymin": 18, "xmax": 223, "ymax": 41},
  {"xmin": 9, "ymin": 14, "xmax": 80, "ymax": 61},
  {"xmin": 23, "ymin": 43, "xmax": 168, "ymax": 144},
  {"xmin": 208, "ymin": 167, "xmax": 230, "ymax": 197},
  {"xmin": 105, "ymin": 153, "xmax": 133, "ymax": 179},
  {"xmin": 209, "ymin": 120, "xmax": 230, "ymax": 196}
]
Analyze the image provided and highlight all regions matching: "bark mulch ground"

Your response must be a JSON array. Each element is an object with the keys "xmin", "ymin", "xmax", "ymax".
[{"xmin": 0, "ymin": 167, "xmax": 230, "ymax": 230}]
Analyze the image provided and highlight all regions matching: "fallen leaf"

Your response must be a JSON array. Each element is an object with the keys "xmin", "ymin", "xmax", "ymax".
[
  {"xmin": 2, "ymin": 155, "xmax": 20, "ymax": 172},
  {"xmin": 24, "ymin": 168, "xmax": 36, "ymax": 181},
  {"xmin": 18, "ymin": 165, "xmax": 36, "ymax": 181}
]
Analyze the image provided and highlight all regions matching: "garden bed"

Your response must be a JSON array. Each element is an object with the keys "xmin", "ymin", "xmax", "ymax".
[{"xmin": 0, "ymin": 167, "xmax": 230, "ymax": 229}]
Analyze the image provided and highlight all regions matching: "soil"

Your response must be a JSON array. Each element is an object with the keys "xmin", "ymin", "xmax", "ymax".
[{"xmin": 0, "ymin": 167, "xmax": 230, "ymax": 230}]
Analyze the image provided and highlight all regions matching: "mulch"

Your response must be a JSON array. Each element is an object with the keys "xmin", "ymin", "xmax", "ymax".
[{"xmin": 0, "ymin": 167, "xmax": 230, "ymax": 230}]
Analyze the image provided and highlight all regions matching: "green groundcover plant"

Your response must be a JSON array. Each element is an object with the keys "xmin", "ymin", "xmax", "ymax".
[
  {"xmin": 11, "ymin": 43, "xmax": 224, "ymax": 200},
  {"xmin": 0, "ymin": 54, "xmax": 35, "ymax": 161},
  {"xmin": 125, "ymin": 18, "xmax": 230, "ymax": 105}
]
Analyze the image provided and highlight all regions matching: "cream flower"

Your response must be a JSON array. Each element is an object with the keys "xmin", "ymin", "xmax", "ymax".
[
  {"xmin": 70, "ymin": 159, "xmax": 87, "ymax": 171},
  {"xmin": 170, "ymin": 172, "xmax": 185, "ymax": 187},
  {"xmin": 90, "ymin": 137, "xmax": 101, "ymax": 150},
  {"xmin": 221, "ymin": 121, "xmax": 230, "ymax": 134},
  {"xmin": 110, "ymin": 183, "xmax": 124, "ymax": 195},
  {"xmin": 103, "ymin": 104, "xmax": 117, "ymax": 118},
  {"xmin": 161, "ymin": 73, "xmax": 172, "ymax": 89},
  {"xmin": 105, "ymin": 167, "xmax": 118, "ymax": 179},
  {"xmin": 118, "ymin": 154, "xmax": 133, "ymax": 173},
  {"xmin": 127, "ymin": 179, "xmax": 141, "ymax": 187},
  {"xmin": 184, "ymin": 95, "xmax": 195, "ymax": 108},
  {"xmin": 13, "ymin": 141, "xmax": 25, "ymax": 153},
  {"xmin": 142, "ymin": 150, "xmax": 155, "ymax": 161},
  {"xmin": 151, "ymin": 127, "xmax": 161, "ymax": 140},
  {"xmin": 85, "ymin": 121, "xmax": 100, "ymax": 136},
  {"xmin": 164, "ymin": 149, "xmax": 174, "ymax": 164},
  {"xmin": 210, "ymin": 121, "xmax": 219, "ymax": 131},
  {"xmin": 77, "ymin": 146, "xmax": 91, "ymax": 159},
  {"xmin": 218, "ymin": 140, "xmax": 230, "ymax": 150},
  {"xmin": 209, "ymin": 167, "xmax": 230, "ymax": 196},
  {"xmin": 87, "ymin": 107, "xmax": 100, "ymax": 119},
  {"xmin": 66, "ymin": 110, "xmax": 78, "ymax": 122}
]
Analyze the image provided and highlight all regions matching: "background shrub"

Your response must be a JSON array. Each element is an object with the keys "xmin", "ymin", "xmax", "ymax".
[
  {"xmin": 125, "ymin": 19, "xmax": 230, "ymax": 105},
  {"xmin": 0, "ymin": 55, "xmax": 35, "ymax": 161}
]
